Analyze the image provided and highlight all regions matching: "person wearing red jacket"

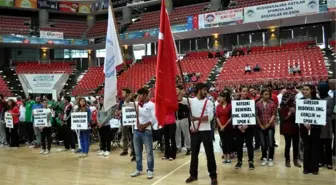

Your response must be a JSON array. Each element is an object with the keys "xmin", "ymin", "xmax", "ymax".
[{"xmin": 7, "ymin": 99, "xmax": 20, "ymax": 148}]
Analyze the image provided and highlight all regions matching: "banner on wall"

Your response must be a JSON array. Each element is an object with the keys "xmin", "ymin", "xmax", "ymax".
[
  {"xmin": 15, "ymin": 0, "xmax": 37, "ymax": 9},
  {"xmin": 91, "ymin": 0, "xmax": 108, "ymax": 12},
  {"xmin": 201, "ymin": 8, "xmax": 243, "ymax": 28},
  {"xmin": 78, "ymin": 4, "xmax": 91, "ymax": 13},
  {"xmin": 244, "ymin": 0, "xmax": 319, "ymax": 23},
  {"xmin": 0, "ymin": 35, "xmax": 88, "ymax": 45},
  {"xmin": 40, "ymin": 31, "xmax": 63, "ymax": 39},
  {"xmin": 327, "ymin": 0, "xmax": 336, "ymax": 12},
  {"xmin": 37, "ymin": 0, "xmax": 58, "ymax": 10},
  {"xmin": 24, "ymin": 74, "xmax": 63, "ymax": 90},
  {"xmin": 0, "ymin": 0, "xmax": 14, "ymax": 7},
  {"xmin": 59, "ymin": 2, "xmax": 78, "ymax": 12}
]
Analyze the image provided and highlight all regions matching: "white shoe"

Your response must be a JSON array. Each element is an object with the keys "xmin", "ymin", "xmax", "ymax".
[
  {"xmin": 43, "ymin": 150, "xmax": 50, "ymax": 155},
  {"xmin": 57, "ymin": 148, "xmax": 67, "ymax": 152},
  {"xmin": 40, "ymin": 150, "xmax": 45, "ymax": 154},
  {"xmin": 261, "ymin": 158, "xmax": 268, "ymax": 166},
  {"xmin": 130, "ymin": 171, "xmax": 141, "ymax": 177},
  {"xmin": 104, "ymin": 151, "xmax": 110, "ymax": 157},
  {"xmin": 98, "ymin": 151, "xmax": 105, "ymax": 156},
  {"xmin": 147, "ymin": 171, "xmax": 154, "ymax": 179},
  {"xmin": 71, "ymin": 149, "xmax": 76, "ymax": 153},
  {"xmin": 268, "ymin": 159, "xmax": 274, "ymax": 167}
]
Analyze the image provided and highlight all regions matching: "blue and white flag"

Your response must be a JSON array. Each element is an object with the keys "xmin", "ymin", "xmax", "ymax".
[{"xmin": 103, "ymin": 5, "xmax": 123, "ymax": 111}]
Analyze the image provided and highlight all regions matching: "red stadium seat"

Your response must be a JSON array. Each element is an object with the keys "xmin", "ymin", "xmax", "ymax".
[{"xmin": 15, "ymin": 62, "xmax": 74, "ymax": 74}]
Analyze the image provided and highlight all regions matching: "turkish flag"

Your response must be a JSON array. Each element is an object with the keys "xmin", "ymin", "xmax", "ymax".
[
  {"xmin": 192, "ymin": 15, "xmax": 199, "ymax": 30},
  {"xmin": 155, "ymin": 0, "xmax": 178, "ymax": 126}
]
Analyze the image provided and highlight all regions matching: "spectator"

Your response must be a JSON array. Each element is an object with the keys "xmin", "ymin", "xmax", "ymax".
[
  {"xmin": 254, "ymin": 64, "xmax": 261, "ymax": 72},
  {"xmin": 289, "ymin": 66, "xmax": 294, "ymax": 74},
  {"xmin": 294, "ymin": 63, "xmax": 301, "ymax": 75},
  {"xmin": 245, "ymin": 64, "xmax": 252, "ymax": 74}
]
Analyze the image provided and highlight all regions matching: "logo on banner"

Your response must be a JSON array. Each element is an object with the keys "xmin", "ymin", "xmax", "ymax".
[
  {"xmin": 105, "ymin": 55, "xmax": 116, "ymax": 78},
  {"xmin": 307, "ymin": 0, "xmax": 318, "ymax": 9},
  {"xmin": 246, "ymin": 9, "xmax": 255, "ymax": 18},
  {"xmin": 205, "ymin": 14, "xmax": 215, "ymax": 23}
]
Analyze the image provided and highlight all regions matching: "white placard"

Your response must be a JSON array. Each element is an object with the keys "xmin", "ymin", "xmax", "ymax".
[
  {"xmin": 295, "ymin": 99, "xmax": 327, "ymax": 125},
  {"xmin": 110, "ymin": 118, "xmax": 121, "ymax": 128},
  {"xmin": 71, "ymin": 112, "xmax": 88, "ymax": 130},
  {"xmin": 40, "ymin": 30, "xmax": 64, "ymax": 39},
  {"xmin": 244, "ymin": 0, "xmax": 319, "ymax": 23},
  {"xmin": 201, "ymin": 8, "xmax": 243, "ymax": 28},
  {"xmin": 232, "ymin": 100, "xmax": 256, "ymax": 125},
  {"xmin": 33, "ymin": 108, "xmax": 48, "ymax": 127},
  {"xmin": 122, "ymin": 107, "xmax": 136, "ymax": 126},
  {"xmin": 5, "ymin": 112, "xmax": 13, "ymax": 128}
]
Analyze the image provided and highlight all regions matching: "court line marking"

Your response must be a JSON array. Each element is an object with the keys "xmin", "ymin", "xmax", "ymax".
[{"xmin": 151, "ymin": 154, "xmax": 203, "ymax": 185}]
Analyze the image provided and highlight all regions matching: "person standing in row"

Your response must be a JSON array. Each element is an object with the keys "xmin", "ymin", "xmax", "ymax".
[
  {"xmin": 216, "ymin": 91, "xmax": 232, "ymax": 164},
  {"xmin": 18, "ymin": 99, "xmax": 26, "ymax": 144},
  {"xmin": 279, "ymin": 92, "xmax": 301, "ymax": 168},
  {"xmin": 39, "ymin": 100, "xmax": 52, "ymax": 155},
  {"xmin": 25, "ymin": 95, "xmax": 35, "ymax": 146},
  {"xmin": 60, "ymin": 96, "xmax": 76, "ymax": 151},
  {"xmin": 235, "ymin": 86, "xmax": 255, "ymax": 170},
  {"xmin": 186, "ymin": 83, "xmax": 217, "ymax": 185},
  {"xmin": 77, "ymin": 98, "xmax": 91, "ymax": 158},
  {"xmin": 0, "ymin": 94, "xmax": 7, "ymax": 146},
  {"xmin": 97, "ymin": 96, "xmax": 113, "ymax": 157},
  {"xmin": 318, "ymin": 83, "xmax": 334, "ymax": 170},
  {"xmin": 7, "ymin": 99, "xmax": 20, "ymax": 148},
  {"xmin": 300, "ymin": 84, "xmax": 320, "ymax": 175},
  {"xmin": 256, "ymin": 89, "xmax": 277, "ymax": 167},
  {"xmin": 32, "ymin": 96, "xmax": 43, "ymax": 148},
  {"xmin": 176, "ymin": 85, "xmax": 191, "ymax": 155},
  {"xmin": 130, "ymin": 88, "xmax": 156, "ymax": 179}
]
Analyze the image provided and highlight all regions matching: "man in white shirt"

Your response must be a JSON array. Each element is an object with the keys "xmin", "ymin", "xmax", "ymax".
[
  {"xmin": 128, "ymin": 88, "xmax": 156, "ymax": 179},
  {"xmin": 245, "ymin": 64, "xmax": 252, "ymax": 74},
  {"xmin": 186, "ymin": 83, "xmax": 217, "ymax": 185}
]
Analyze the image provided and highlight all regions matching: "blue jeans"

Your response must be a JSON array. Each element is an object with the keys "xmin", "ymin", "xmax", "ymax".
[
  {"xmin": 80, "ymin": 130, "xmax": 90, "ymax": 154},
  {"xmin": 133, "ymin": 130, "xmax": 154, "ymax": 172}
]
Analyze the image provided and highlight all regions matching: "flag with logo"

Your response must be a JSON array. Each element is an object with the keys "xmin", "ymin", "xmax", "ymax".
[
  {"xmin": 155, "ymin": 0, "xmax": 179, "ymax": 126},
  {"xmin": 103, "ymin": 4, "xmax": 123, "ymax": 111}
]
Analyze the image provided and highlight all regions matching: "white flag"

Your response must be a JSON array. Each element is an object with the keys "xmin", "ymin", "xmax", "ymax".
[{"xmin": 103, "ymin": 5, "xmax": 123, "ymax": 111}]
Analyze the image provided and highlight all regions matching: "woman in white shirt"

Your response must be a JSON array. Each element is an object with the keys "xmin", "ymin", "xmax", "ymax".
[{"xmin": 19, "ymin": 100, "xmax": 26, "ymax": 144}]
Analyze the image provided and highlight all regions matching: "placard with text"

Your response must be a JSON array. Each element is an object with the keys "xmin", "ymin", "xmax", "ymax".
[
  {"xmin": 5, "ymin": 112, "xmax": 13, "ymax": 128},
  {"xmin": 232, "ymin": 100, "xmax": 256, "ymax": 125},
  {"xmin": 110, "ymin": 118, "xmax": 120, "ymax": 128},
  {"xmin": 295, "ymin": 99, "xmax": 326, "ymax": 125},
  {"xmin": 33, "ymin": 108, "xmax": 48, "ymax": 127},
  {"xmin": 122, "ymin": 107, "xmax": 136, "ymax": 126},
  {"xmin": 71, "ymin": 112, "xmax": 88, "ymax": 130}
]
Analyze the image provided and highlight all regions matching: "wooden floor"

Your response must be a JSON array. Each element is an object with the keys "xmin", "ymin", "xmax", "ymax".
[{"xmin": 0, "ymin": 130, "xmax": 335, "ymax": 185}]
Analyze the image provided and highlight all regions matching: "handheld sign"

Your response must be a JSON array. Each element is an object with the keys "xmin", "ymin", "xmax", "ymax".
[
  {"xmin": 110, "ymin": 118, "xmax": 121, "ymax": 128},
  {"xmin": 33, "ymin": 108, "xmax": 48, "ymax": 127},
  {"xmin": 71, "ymin": 112, "xmax": 88, "ymax": 130},
  {"xmin": 232, "ymin": 100, "xmax": 256, "ymax": 125},
  {"xmin": 122, "ymin": 107, "xmax": 136, "ymax": 126},
  {"xmin": 295, "ymin": 99, "xmax": 327, "ymax": 125},
  {"xmin": 4, "ymin": 112, "xmax": 13, "ymax": 128}
]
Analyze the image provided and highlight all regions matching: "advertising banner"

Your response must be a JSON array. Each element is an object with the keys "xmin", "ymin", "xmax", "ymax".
[
  {"xmin": 91, "ymin": 0, "xmax": 108, "ymax": 12},
  {"xmin": 59, "ymin": 2, "xmax": 78, "ymax": 12},
  {"xmin": 78, "ymin": 4, "xmax": 91, "ymax": 13},
  {"xmin": 327, "ymin": 0, "xmax": 336, "ymax": 12},
  {"xmin": 40, "ymin": 31, "xmax": 63, "ymax": 39},
  {"xmin": 37, "ymin": 0, "xmax": 58, "ymax": 10},
  {"xmin": 202, "ymin": 8, "xmax": 243, "ymax": 28},
  {"xmin": 0, "ymin": 35, "xmax": 88, "ymax": 45},
  {"xmin": 0, "ymin": 0, "xmax": 14, "ymax": 7},
  {"xmin": 24, "ymin": 74, "xmax": 63, "ymax": 90},
  {"xmin": 244, "ymin": 0, "xmax": 319, "ymax": 23},
  {"xmin": 15, "ymin": 0, "xmax": 37, "ymax": 9}
]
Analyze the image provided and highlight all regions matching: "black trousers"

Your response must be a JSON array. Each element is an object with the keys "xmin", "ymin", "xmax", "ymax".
[
  {"xmin": 163, "ymin": 123, "xmax": 177, "ymax": 159},
  {"xmin": 301, "ymin": 127, "xmax": 320, "ymax": 173},
  {"xmin": 9, "ymin": 124, "xmax": 19, "ymax": 147},
  {"xmin": 236, "ymin": 127, "xmax": 254, "ymax": 162},
  {"xmin": 18, "ymin": 121, "xmax": 26, "ymax": 143},
  {"xmin": 320, "ymin": 138, "xmax": 333, "ymax": 166},
  {"xmin": 26, "ymin": 122, "xmax": 35, "ymax": 143},
  {"xmin": 190, "ymin": 131, "xmax": 217, "ymax": 179},
  {"xmin": 219, "ymin": 129, "xmax": 232, "ymax": 155},
  {"xmin": 63, "ymin": 124, "xmax": 75, "ymax": 150},
  {"xmin": 254, "ymin": 127, "xmax": 260, "ymax": 149},
  {"xmin": 99, "ymin": 125, "xmax": 111, "ymax": 152},
  {"xmin": 41, "ymin": 127, "xmax": 52, "ymax": 150},
  {"xmin": 258, "ymin": 128, "xmax": 275, "ymax": 160},
  {"xmin": 284, "ymin": 134, "xmax": 299, "ymax": 161}
]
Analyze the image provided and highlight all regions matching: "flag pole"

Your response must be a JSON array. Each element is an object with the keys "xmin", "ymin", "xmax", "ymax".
[{"xmin": 176, "ymin": 59, "xmax": 196, "ymax": 132}]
